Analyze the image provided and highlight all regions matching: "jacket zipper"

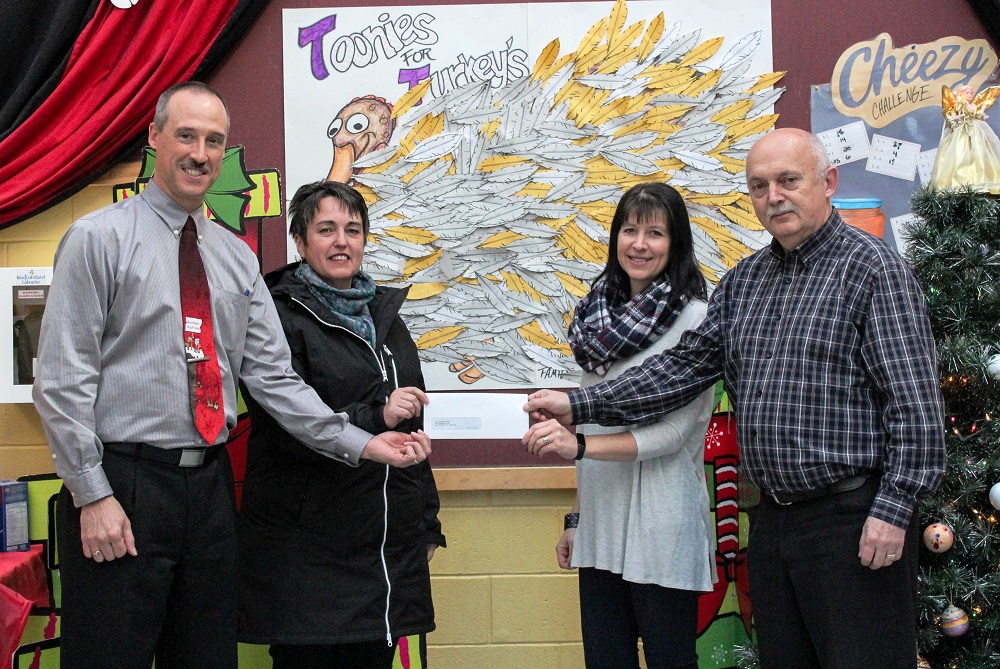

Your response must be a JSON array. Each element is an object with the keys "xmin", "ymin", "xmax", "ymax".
[{"xmin": 291, "ymin": 296, "xmax": 394, "ymax": 644}]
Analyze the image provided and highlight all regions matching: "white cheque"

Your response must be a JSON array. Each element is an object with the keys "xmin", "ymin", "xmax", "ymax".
[{"xmin": 423, "ymin": 392, "xmax": 528, "ymax": 440}]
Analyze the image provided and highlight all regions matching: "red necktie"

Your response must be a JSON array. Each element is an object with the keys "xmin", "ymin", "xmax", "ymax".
[{"xmin": 179, "ymin": 217, "xmax": 225, "ymax": 445}]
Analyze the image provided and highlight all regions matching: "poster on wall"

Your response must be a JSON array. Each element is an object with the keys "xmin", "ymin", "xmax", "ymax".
[
  {"xmin": 0, "ymin": 268, "xmax": 51, "ymax": 403},
  {"xmin": 284, "ymin": 0, "xmax": 780, "ymax": 390},
  {"xmin": 811, "ymin": 34, "xmax": 999, "ymax": 253}
]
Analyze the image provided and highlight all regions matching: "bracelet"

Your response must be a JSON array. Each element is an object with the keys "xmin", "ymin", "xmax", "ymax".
[
  {"xmin": 575, "ymin": 432, "xmax": 586, "ymax": 460},
  {"xmin": 564, "ymin": 512, "xmax": 579, "ymax": 530}
]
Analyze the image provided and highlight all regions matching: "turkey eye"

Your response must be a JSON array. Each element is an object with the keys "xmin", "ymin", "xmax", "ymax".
[
  {"xmin": 346, "ymin": 113, "xmax": 370, "ymax": 134},
  {"xmin": 327, "ymin": 118, "xmax": 343, "ymax": 138}
]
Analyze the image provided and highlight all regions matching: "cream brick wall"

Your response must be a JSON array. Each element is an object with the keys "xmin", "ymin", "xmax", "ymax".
[{"xmin": 429, "ymin": 489, "xmax": 587, "ymax": 669}]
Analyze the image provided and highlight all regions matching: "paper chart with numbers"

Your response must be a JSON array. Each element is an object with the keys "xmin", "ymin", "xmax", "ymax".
[
  {"xmin": 916, "ymin": 149, "xmax": 938, "ymax": 185},
  {"xmin": 817, "ymin": 121, "xmax": 870, "ymax": 166},
  {"xmin": 866, "ymin": 135, "xmax": 920, "ymax": 181},
  {"xmin": 889, "ymin": 213, "xmax": 917, "ymax": 256}
]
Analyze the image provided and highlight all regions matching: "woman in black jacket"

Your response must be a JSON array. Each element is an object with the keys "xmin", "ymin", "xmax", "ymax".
[{"xmin": 239, "ymin": 181, "xmax": 444, "ymax": 669}]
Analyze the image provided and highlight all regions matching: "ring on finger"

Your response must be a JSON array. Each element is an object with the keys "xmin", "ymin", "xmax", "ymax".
[
  {"xmin": 93, "ymin": 549, "xmax": 104, "ymax": 559},
  {"xmin": 542, "ymin": 436, "xmax": 550, "ymax": 445},
  {"xmin": 886, "ymin": 553, "xmax": 896, "ymax": 561}
]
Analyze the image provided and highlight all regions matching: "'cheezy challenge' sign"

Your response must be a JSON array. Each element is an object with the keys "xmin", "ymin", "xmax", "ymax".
[{"xmin": 832, "ymin": 34, "xmax": 997, "ymax": 128}]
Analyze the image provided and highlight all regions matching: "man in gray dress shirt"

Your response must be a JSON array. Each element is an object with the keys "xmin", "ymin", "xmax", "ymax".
[{"xmin": 33, "ymin": 81, "xmax": 430, "ymax": 669}]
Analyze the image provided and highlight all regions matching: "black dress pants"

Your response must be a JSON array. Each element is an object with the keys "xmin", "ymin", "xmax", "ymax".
[
  {"xmin": 578, "ymin": 567, "xmax": 699, "ymax": 669},
  {"xmin": 269, "ymin": 640, "xmax": 397, "ymax": 669},
  {"xmin": 57, "ymin": 447, "xmax": 238, "ymax": 669},
  {"xmin": 746, "ymin": 477, "xmax": 920, "ymax": 669}
]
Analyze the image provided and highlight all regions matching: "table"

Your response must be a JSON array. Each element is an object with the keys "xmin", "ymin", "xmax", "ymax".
[{"xmin": 0, "ymin": 544, "xmax": 49, "ymax": 665}]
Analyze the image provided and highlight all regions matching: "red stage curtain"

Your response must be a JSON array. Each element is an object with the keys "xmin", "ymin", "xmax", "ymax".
[{"xmin": 0, "ymin": 1, "xmax": 249, "ymax": 228}]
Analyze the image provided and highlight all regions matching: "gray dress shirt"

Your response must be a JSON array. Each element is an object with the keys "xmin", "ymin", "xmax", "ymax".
[{"xmin": 33, "ymin": 182, "xmax": 372, "ymax": 507}]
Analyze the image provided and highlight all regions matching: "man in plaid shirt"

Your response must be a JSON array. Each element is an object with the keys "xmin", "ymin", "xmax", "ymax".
[{"xmin": 525, "ymin": 128, "xmax": 945, "ymax": 668}]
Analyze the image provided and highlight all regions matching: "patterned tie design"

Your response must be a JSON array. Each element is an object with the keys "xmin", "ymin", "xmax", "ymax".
[{"xmin": 179, "ymin": 217, "xmax": 225, "ymax": 444}]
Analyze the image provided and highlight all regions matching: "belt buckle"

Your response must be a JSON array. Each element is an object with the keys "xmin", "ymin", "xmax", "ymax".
[
  {"xmin": 178, "ymin": 449, "xmax": 206, "ymax": 467},
  {"xmin": 769, "ymin": 491, "xmax": 792, "ymax": 506}
]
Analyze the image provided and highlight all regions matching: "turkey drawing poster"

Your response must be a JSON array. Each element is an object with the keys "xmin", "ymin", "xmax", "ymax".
[{"xmin": 283, "ymin": 0, "xmax": 779, "ymax": 390}]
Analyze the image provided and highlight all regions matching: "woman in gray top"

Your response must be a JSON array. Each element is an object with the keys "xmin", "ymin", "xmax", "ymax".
[{"xmin": 525, "ymin": 182, "xmax": 716, "ymax": 669}]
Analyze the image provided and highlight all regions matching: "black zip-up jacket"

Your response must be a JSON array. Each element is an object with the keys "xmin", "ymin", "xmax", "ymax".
[{"xmin": 238, "ymin": 262, "xmax": 444, "ymax": 645}]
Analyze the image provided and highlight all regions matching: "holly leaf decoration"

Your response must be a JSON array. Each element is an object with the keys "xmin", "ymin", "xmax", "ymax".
[
  {"xmin": 206, "ymin": 147, "xmax": 254, "ymax": 233},
  {"xmin": 134, "ymin": 146, "xmax": 256, "ymax": 233}
]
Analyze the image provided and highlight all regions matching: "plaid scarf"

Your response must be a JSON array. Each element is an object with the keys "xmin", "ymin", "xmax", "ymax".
[
  {"xmin": 567, "ymin": 276, "xmax": 685, "ymax": 376},
  {"xmin": 295, "ymin": 262, "xmax": 377, "ymax": 348}
]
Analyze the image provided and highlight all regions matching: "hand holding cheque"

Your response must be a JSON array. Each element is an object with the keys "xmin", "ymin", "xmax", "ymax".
[
  {"xmin": 521, "ymin": 389, "xmax": 575, "ymax": 459},
  {"xmin": 523, "ymin": 389, "xmax": 573, "ymax": 425}
]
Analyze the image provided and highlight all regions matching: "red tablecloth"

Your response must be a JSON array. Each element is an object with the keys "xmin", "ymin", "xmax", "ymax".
[{"xmin": 0, "ymin": 544, "xmax": 49, "ymax": 664}]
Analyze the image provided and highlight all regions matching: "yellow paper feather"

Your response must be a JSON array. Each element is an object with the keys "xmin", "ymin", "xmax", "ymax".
[
  {"xmin": 392, "ymin": 79, "xmax": 432, "ymax": 119},
  {"xmin": 555, "ymin": 271, "xmax": 590, "ymax": 298},
  {"xmin": 727, "ymin": 114, "xmax": 778, "ymax": 141},
  {"xmin": 596, "ymin": 47, "xmax": 638, "ymax": 75},
  {"xmin": 576, "ymin": 48, "xmax": 610, "ymax": 77},
  {"xmin": 480, "ymin": 231, "xmax": 530, "ymax": 248},
  {"xmin": 609, "ymin": 21, "xmax": 644, "ymax": 55},
  {"xmin": 532, "ymin": 39, "xmax": 561, "ymax": 82},
  {"xmin": 685, "ymin": 192, "xmax": 743, "ymax": 206},
  {"xmin": 691, "ymin": 216, "xmax": 752, "ymax": 268},
  {"xmin": 406, "ymin": 283, "xmax": 449, "ymax": 300},
  {"xmin": 711, "ymin": 99, "xmax": 754, "ymax": 124},
  {"xmin": 637, "ymin": 13, "xmax": 664, "ymax": 62},
  {"xmin": 500, "ymin": 270, "xmax": 545, "ymax": 303},
  {"xmin": 415, "ymin": 325, "xmax": 466, "ymax": 349},
  {"xmin": 698, "ymin": 262, "xmax": 720, "ymax": 285},
  {"xmin": 385, "ymin": 226, "xmax": 440, "ymax": 244},
  {"xmin": 354, "ymin": 183, "xmax": 377, "ymax": 204},
  {"xmin": 606, "ymin": 0, "xmax": 628, "ymax": 44},
  {"xmin": 720, "ymin": 203, "xmax": 765, "ymax": 231},
  {"xmin": 518, "ymin": 321, "xmax": 573, "ymax": 354},
  {"xmin": 679, "ymin": 36, "xmax": 724, "ymax": 67},
  {"xmin": 557, "ymin": 224, "xmax": 607, "ymax": 263},
  {"xmin": 574, "ymin": 19, "xmax": 608, "ymax": 75},
  {"xmin": 590, "ymin": 97, "xmax": 631, "ymax": 126},
  {"xmin": 476, "ymin": 154, "xmax": 530, "ymax": 172},
  {"xmin": 748, "ymin": 71, "xmax": 786, "ymax": 94},
  {"xmin": 680, "ymin": 70, "xmax": 721, "ymax": 97},
  {"xmin": 403, "ymin": 248, "xmax": 443, "ymax": 277}
]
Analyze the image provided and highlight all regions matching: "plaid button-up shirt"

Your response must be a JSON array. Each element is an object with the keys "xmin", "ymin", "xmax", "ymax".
[{"xmin": 569, "ymin": 210, "xmax": 945, "ymax": 528}]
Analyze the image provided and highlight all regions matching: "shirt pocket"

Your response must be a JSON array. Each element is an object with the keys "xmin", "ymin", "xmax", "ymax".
[{"xmin": 212, "ymin": 289, "xmax": 251, "ymax": 356}]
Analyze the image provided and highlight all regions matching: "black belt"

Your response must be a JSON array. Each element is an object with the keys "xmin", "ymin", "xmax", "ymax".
[
  {"xmin": 764, "ymin": 474, "xmax": 871, "ymax": 506},
  {"xmin": 103, "ymin": 442, "xmax": 220, "ymax": 468}
]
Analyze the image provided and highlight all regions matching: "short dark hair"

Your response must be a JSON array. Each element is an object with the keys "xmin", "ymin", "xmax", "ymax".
[
  {"xmin": 595, "ymin": 182, "xmax": 707, "ymax": 305},
  {"xmin": 288, "ymin": 181, "xmax": 370, "ymax": 243},
  {"xmin": 153, "ymin": 81, "xmax": 230, "ymax": 131}
]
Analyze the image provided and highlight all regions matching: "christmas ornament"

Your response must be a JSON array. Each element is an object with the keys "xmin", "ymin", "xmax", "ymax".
[
  {"xmin": 917, "ymin": 657, "xmax": 932, "ymax": 669},
  {"xmin": 930, "ymin": 84, "xmax": 1000, "ymax": 192},
  {"xmin": 940, "ymin": 604, "xmax": 970, "ymax": 637},
  {"xmin": 990, "ymin": 481, "xmax": 1000, "ymax": 510},
  {"xmin": 922, "ymin": 523, "xmax": 954, "ymax": 553},
  {"xmin": 988, "ymin": 353, "xmax": 1000, "ymax": 381}
]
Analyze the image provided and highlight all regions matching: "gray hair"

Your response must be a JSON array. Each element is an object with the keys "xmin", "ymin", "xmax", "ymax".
[
  {"xmin": 152, "ymin": 81, "xmax": 230, "ymax": 132},
  {"xmin": 807, "ymin": 132, "xmax": 832, "ymax": 180}
]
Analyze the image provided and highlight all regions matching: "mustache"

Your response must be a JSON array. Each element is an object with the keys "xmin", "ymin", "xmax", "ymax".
[
  {"xmin": 766, "ymin": 203, "xmax": 798, "ymax": 219},
  {"xmin": 181, "ymin": 161, "xmax": 208, "ymax": 173}
]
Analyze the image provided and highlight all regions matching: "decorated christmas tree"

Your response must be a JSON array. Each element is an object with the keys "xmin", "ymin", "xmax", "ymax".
[{"xmin": 907, "ymin": 187, "xmax": 1000, "ymax": 669}]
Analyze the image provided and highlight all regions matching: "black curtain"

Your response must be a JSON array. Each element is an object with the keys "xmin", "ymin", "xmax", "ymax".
[
  {"xmin": 967, "ymin": 0, "xmax": 1000, "ymax": 50},
  {"xmin": 0, "ymin": 1, "xmax": 101, "ymax": 141},
  {"xmin": 0, "ymin": 0, "xmax": 269, "ymax": 227}
]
